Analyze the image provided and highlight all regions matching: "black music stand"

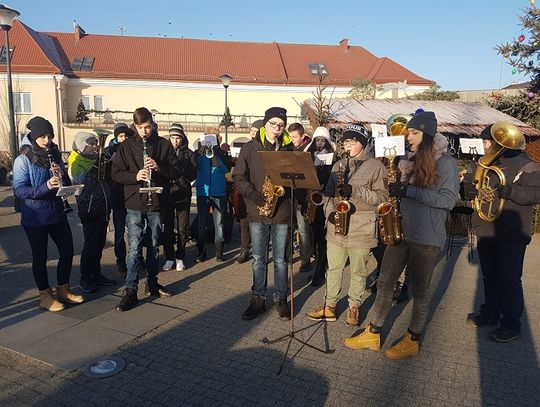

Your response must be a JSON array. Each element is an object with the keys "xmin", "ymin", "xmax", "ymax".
[{"xmin": 257, "ymin": 151, "xmax": 335, "ymax": 375}]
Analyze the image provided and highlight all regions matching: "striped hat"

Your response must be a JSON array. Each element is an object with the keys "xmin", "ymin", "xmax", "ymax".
[{"xmin": 169, "ymin": 122, "xmax": 186, "ymax": 138}]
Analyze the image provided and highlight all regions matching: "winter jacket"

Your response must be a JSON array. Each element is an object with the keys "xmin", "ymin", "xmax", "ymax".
[
  {"xmin": 400, "ymin": 152, "xmax": 460, "ymax": 249},
  {"xmin": 168, "ymin": 136, "xmax": 197, "ymax": 206},
  {"xmin": 233, "ymin": 128, "xmax": 294, "ymax": 224},
  {"xmin": 13, "ymin": 135, "xmax": 71, "ymax": 227},
  {"xmin": 68, "ymin": 150, "xmax": 111, "ymax": 223},
  {"xmin": 324, "ymin": 148, "xmax": 388, "ymax": 249},
  {"xmin": 111, "ymin": 131, "xmax": 181, "ymax": 212},
  {"xmin": 104, "ymin": 141, "xmax": 125, "ymax": 209},
  {"xmin": 195, "ymin": 145, "xmax": 232, "ymax": 197},
  {"xmin": 473, "ymin": 150, "xmax": 540, "ymax": 244}
]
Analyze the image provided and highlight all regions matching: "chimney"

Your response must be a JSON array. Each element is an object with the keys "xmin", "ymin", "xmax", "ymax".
[
  {"xmin": 73, "ymin": 21, "xmax": 86, "ymax": 42},
  {"xmin": 339, "ymin": 38, "xmax": 349, "ymax": 50}
]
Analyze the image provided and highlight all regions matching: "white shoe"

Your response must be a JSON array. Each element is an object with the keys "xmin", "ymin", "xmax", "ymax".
[
  {"xmin": 176, "ymin": 259, "xmax": 185, "ymax": 271},
  {"xmin": 162, "ymin": 260, "xmax": 175, "ymax": 271}
]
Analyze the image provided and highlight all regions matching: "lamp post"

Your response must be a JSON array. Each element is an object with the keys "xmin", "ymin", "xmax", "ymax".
[
  {"xmin": 219, "ymin": 73, "xmax": 232, "ymax": 144},
  {"xmin": 0, "ymin": 4, "xmax": 20, "ymax": 163}
]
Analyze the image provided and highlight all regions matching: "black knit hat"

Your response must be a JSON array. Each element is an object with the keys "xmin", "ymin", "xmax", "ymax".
[
  {"xmin": 407, "ymin": 111, "xmax": 437, "ymax": 137},
  {"xmin": 169, "ymin": 122, "xmax": 186, "ymax": 138},
  {"xmin": 263, "ymin": 107, "xmax": 287, "ymax": 125},
  {"xmin": 342, "ymin": 123, "xmax": 370, "ymax": 147},
  {"xmin": 26, "ymin": 116, "xmax": 54, "ymax": 139},
  {"xmin": 251, "ymin": 119, "xmax": 264, "ymax": 129},
  {"xmin": 480, "ymin": 124, "xmax": 493, "ymax": 140},
  {"xmin": 113, "ymin": 122, "xmax": 132, "ymax": 138}
]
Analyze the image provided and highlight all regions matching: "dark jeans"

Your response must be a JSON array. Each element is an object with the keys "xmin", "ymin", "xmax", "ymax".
[
  {"xmin": 161, "ymin": 202, "xmax": 190, "ymax": 260},
  {"xmin": 125, "ymin": 209, "xmax": 161, "ymax": 289},
  {"xmin": 477, "ymin": 238, "xmax": 527, "ymax": 333},
  {"xmin": 239, "ymin": 217, "xmax": 250, "ymax": 250},
  {"xmin": 196, "ymin": 196, "xmax": 225, "ymax": 244},
  {"xmin": 112, "ymin": 207, "xmax": 127, "ymax": 267},
  {"xmin": 369, "ymin": 240, "xmax": 440, "ymax": 335},
  {"xmin": 80, "ymin": 221, "xmax": 108, "ymax": 282},
  {"xmin": 23, "ymin": 222, "xmax": 74, "ymax": 291}
]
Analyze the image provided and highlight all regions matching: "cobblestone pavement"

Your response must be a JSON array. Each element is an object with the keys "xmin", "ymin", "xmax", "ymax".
[{"xmin": 1, "ymin": 187, "xmax": 539, "ymax": 406}]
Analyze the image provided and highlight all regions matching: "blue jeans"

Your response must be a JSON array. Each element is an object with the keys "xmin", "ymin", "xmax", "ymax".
[
  {"xmin": 125, "ymin": 209, "xmax": 161, "ymax": 289},
  {"xmin": 197, "ymin": 196, "xmax": 225, "ymax": 243},
  {"xmin": 249, "ymin": 222, "xmax": 290, "ymax": 301}
]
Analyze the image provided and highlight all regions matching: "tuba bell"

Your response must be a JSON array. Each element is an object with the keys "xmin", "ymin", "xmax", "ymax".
[
  {"xmin": 472, "ymin": 121, "xmax": 525, "ymax": 222},
  {"xmin": 386, "ymin": 114, "xmax": 412, "ymax": 136},
  {"xmin": 93, "ymin": 128, "xmax": 112, "ymax": 181}
]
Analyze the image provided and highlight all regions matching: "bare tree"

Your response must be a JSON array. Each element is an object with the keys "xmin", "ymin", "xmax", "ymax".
[{"xmin": 304, "ymin": 72, "xmax": 336, "ymax": 128}]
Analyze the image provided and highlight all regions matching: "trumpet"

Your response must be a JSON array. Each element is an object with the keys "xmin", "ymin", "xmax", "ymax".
[
  {"xmin": 203, "ymin": 145, "xmax": 214, "ymax": 159},
  {"xmin": 46, "ymin": 147, "xmax": 73, "ymax": 214}
]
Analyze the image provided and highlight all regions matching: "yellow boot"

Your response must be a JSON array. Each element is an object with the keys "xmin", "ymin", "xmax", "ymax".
[
  {"xmin": 384, "ymin": 332, "xmax": 419, "ymax": 360},
  {"xmin": 307, "ymin": 305, "xmax": 337, "ymax": 322},
  {"xmin": 344, "ymin": 323, "xmax": 381, "ymax": 351},
  {"xmin": 39, "ymin": 288, "xmax": 65, "ymax": 312},
  {"xmin": 56, "ymin": 284, "xmax": 84, "ymax": 304}
]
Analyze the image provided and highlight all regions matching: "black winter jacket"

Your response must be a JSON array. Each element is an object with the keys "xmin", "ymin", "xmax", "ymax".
[
  {"xmin": 104, "ymin": 142, "xmax": 125, "ymax": 209},
  {"xmin": 168, "ymin": 136, "xmax": 197, "ymax": 206},
  {"xmin": 233, "ymin": 129, "xmax": 293, "ymax": 224},
  {"xmin": 111, "ymin": 131, "xmax": 181, "ymax": 212}
]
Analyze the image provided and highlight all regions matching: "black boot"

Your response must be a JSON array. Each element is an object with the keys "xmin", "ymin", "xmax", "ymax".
[
  {"xmin": 215, "ymin": 241, "xmax": 224, "ymax": 263},
  {"xmin": 241, "ymin": 296, "xmax": 266, "ymax": 320},
  {"xmin": 394, "ymin": 283, "xmax": 408, "ymax": 304},
  {"xmin": 116, "ymin": 287, "xmax": 138, "ymax": 311},
  {"xmin": 235, "ymin": 248, "xmax": 250, "ymax": 264},
  {"xmin": 196, "ymin": 242, "xmax": 206, "ymax": 263}
]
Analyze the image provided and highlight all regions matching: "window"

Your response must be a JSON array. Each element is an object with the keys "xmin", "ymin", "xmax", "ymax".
[
  {"xmin": 0, "ymin": 46, "xmax": 15, "ymax": 64},
  {"xmin": 81, "ymin": 95, "xmax": 90, "ymax": 110},
  {"xmin": 13, "ymin": 93, "xmax": 31, "ymax": 114},
  {"xmin": 71, "ymin": 56, "xmax": 95, "ymax": 71},
  {"xmin": 94, "ymin": 96, "xmax": 104, "ymax": 116},
  {"xmin": 308, "ymin": 63, "xmax": 328, "ymax": 75}
]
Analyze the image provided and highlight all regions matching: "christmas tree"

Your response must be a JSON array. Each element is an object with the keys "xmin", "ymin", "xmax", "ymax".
[
  {"xmin": 75, "ymin": 100, "xmax": 89, "ymax": 123},
  {"xmin": 220, "ymin": 107, "xmax": 233, "ymax": 128}
]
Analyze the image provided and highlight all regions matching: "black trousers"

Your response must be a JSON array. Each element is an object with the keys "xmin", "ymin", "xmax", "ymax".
[
  {"xmin": 161, "ymin": 202, "xmax": 190, "ymax": 260},
  {"xmin": 477, "ymin": 237, "xmax": 527, "ymax": 333},
  {"xmin": 239, "ymin": 217, "xmax": 250, "ymax": 250},
  {"xmin": 23, "ymin": 222, "xmax": 74, "ymax": 291},
  {"xmin": 80, "ymin": 221, "xmax": 108, "ymax": 282},
  {"xmin": 112, "ymin": 207, "xmax": 127, "ymax": 267}
]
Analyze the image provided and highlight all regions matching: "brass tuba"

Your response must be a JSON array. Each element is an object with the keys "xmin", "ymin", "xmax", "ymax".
[
  {"xmin": 93, "ymin": 128, "xmax": 112, "ymax": 181},
  {"xmin": 473, "ymin": 121, "xmax": 525, "ymax": 222},
  {"xmin": 376, "ymin": 114, "xmax": 410, "ymax": 245},
  {"xmin": 258, "ymin": 175, "xmax": 285, "ymax": 217},
  {"xmin": 303, "ymin": 190, "xmax": 324, "ymax": 224}
]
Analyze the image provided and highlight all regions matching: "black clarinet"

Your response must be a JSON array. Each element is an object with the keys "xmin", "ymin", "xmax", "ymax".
[
  {"xmin": 47, "ymin": 147, "xmax": 73, "ymax": 214},
  {"xmin": 142, "ymin": 137, "xmax": 155, "ymax": 207}
]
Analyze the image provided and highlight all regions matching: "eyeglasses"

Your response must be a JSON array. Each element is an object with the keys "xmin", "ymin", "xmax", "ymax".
[
  {"xmin": 267, "ymin": 121, "xmax": 285, "ymax": 129},
  {"xmin": 343, "ymin": 139, "xmax": 359, "ymax": 146}
]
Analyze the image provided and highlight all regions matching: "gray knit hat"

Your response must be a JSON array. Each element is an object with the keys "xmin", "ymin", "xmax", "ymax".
[{"xmin": 407, "ymin": 111, "xmax": 437, "ymax": 137}]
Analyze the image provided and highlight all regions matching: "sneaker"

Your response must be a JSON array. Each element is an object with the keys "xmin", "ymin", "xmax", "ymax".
[
  {"xmin": 94, "ymin": 274, "xmax": 116, "ymax": 286},
  {"xmin": 80, "ymin": 279, "xmax": 97, "ymax": 293},
  {"xmin": 116, "ymin": 288, "xmax": 138, "ymax": 311},
  {"xmin": 275, "ymin": 299, "xmax": 291, "ymax": 321},
  {"xmin": 467, "ymin": 312, "xmax": 499, "ymax": 328},
  {"xmin": 307, "ymin": 305, "xmax": 337, "ymax": 322},
  {"xmin": 488, "ymin": 327, "xmax": 520, "ymax": 342},
  {"xmin": 176, "ymin": 259, "xmax": 186, "ymax": 271},
  {"xmin": 384, "ymin": 332, "xmax": 419, "ymax": 360},
  {"xmin": 346, "ymin": 306, "xmax": 360, "ymax": 326},
  {"xmin": 144, "ymin": 283, "xmax": 173, "ymax": 297},
  {"xmin": 241, "ymin": 296, "xmax": 266, "ymax": 320},
  {"xmin": 162, "ymin": 260, "xmax": 175, "ymax": 271},
  {"xmin": 344, "ymin": 323, "xmax": 381, "ymax": 351}
]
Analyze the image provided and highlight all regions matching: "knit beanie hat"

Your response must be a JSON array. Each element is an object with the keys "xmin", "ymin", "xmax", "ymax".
[
  {"xmin": 480, "ymin": 124, "xmax": 493, "ymax": 140},
  {"xmin": 169, "ymin": 122, "xmax": 186, "ymax": 138},
  {"xmin": 342, "ymin": 123, "xmax": 370, "ymax": 147},
  {"xmin": 73, "ymin": 131, "xmax": 98, "ymax": 153},
  {"xmin": 114, "ymin": 122, "xmax": 131, "ymax": 138},
  {"xmin": 251, "ymin": 119, "xmax": 264, "ymax": 129},
  {"xmin": 407, "ymin": 111, "xmax": 437, "ymax": 137},
  {"xmin": 263, "ymin": 107, "xmax": 287, "ymax": 125},
  {"xmin": 26, "ymin": 116, "xmax": 54, "ymax": 139}
]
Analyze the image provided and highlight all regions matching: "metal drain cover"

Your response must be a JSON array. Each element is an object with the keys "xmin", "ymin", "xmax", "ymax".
[{"xmin": 83, "ymin": 357, "xmax": 126, "ymax": 378}]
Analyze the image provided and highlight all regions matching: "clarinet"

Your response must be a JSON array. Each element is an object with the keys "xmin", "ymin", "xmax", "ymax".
[
  {"xmin": 142, "ymin": 137, "xmax": 155, "ymax": 207},
  {"xmin": 47, "ymin": 147, "xmax": 73, "ymax": 214}
]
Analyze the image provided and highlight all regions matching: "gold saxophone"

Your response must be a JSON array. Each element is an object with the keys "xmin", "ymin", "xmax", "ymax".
[
  {"xmin": 377, "ymin": 156, "xmax": 403, "ymax": 245},
  {"xmin": 334, "ymin": 160, "xmax": 351, "ymax": 236},
  {"xmin": 303, "ymin": 190, "xmax": 324, "ymax": 224},
  {"xmin": 473, "ymin": 121, "xmax": 525, "ymax": 222},
  {"xmin": 258, "ymin": 175, "xmax": 285, "ymax": 217}
]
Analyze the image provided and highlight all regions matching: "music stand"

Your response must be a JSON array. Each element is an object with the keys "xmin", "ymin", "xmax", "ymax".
[{"xmin": 258, "ymin": 151, "xmax": 335, "ymax": 375}]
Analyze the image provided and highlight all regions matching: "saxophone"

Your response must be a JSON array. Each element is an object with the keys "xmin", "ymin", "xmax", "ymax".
[
  {"xmin": 334, "ymin": 159, "xmax": 351, "ymax": 236},
  {"xmin": 258, "ymin": 175, "xmax": 285, "ymax": 217},
  {"xmin": 377, "ymin": 156, "xmax": 403, "ymax": 245},
  {"xmin": 303, "ymin": 190, "xmax": 324, "ymax": 224}
]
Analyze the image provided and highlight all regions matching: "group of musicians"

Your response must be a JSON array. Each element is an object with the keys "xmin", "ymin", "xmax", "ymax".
[{"xmin": 12, "ymin": 106, "xmax": 540, "ymax": 359}]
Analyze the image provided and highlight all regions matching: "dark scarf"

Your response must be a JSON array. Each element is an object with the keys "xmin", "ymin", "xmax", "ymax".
[{"xmin": 19, "ymin": 134, "xmax": 62, "ymax": 170}]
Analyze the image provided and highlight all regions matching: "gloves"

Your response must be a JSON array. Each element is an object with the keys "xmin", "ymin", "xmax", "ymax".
[
  {"xmin": 249, "ymin": 190, "xmax": 266, "ymax": 207},
  {"xmin": 498, "ymin": 184, "xmax": 512, "ymax": 200},
  {"xmin": 388, "ymin": 182, "xmax": 408, "ymax": 199},
  {"xmin": 339, "ymin": 184, "xmax": 353, "ymax": 198}
]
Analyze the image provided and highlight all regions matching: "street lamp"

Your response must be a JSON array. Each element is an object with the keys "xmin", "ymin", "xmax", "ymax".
[
  {"xmin": 0, "ymin": 4, "xmax": 20, "ymax": 163},
  {"xmin": 219, "ymin": 73, "xmax": 232, "ymax": 144}
]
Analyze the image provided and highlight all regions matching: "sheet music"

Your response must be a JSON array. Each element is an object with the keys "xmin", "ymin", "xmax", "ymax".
[
  {"xmin": 374, "ymin": 136, "xmax": 405, "ymax": 158},
  {"xmin": 459, "ymin": 138, "xmax": 485, "ymax": 155},
  {"xmin": 314, "ymin": 153, "xmax": 334, "ymax": 166}
]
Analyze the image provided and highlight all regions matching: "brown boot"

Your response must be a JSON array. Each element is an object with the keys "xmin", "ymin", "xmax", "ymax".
[
  {"xmin": 39, "ymin": 288, "xmax": 65, "ymax": 312},
  {"xmin": 384, "ymin": 332, "xmax": 419, "ymax": 360},
  {"xmin": 344, "ymin": 323, "xmax": 381, "ymax": 351},
  {"xmin": 346, "ymin": 305, "xmax": 360, "ymax": 326},
  {"xmin": 56, "ymin": 284, "xmax": 84, "ymax": 304},
  {"xmin": 306, "ymin": 304, "xmax": 337, "ymax": 322}
]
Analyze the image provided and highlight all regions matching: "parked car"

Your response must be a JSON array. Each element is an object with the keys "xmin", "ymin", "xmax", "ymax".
[{"xmin": 0, "ymin": 150, "xmax": 12, "ymax": 185}]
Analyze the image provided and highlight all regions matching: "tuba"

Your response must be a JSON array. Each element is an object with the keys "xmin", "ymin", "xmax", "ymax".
[
  {"xmin": 303, "ymin": 190, "xmax": 324, "ymax": 224},
  {"xmin": 258, "ymin": 175, "xmax": 285, "ymax": 217},
  {"xmin": 472, "ymin": 121, "xmax": 525, "ymax": 222},
  {"xmin": 376, "ymin": 114, "xmax": 410, "ymax": 245},
  {"xmin": 93, "ymin": 128, "xmax": 112, "ymax": 181},
  {"xmin": 334, "ymin": 158, "xmax": 351, "ymax": 236}
]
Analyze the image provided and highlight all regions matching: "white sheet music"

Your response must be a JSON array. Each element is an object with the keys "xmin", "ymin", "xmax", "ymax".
[
  {"xmin": 459, "ymin": 138, "xmax": 485, "ymax": 155},
  {"xmin": 200, "ymin": 134, "xmax": 217, "ymax": 146},
  {"xmin": 57, "ymin": 185, "xmax": 84, "ymax": 196},
  {"xmin": 371, "ymin": 123, "xmax": 388, "ymax": 138},
  {"xmin": 374, "ymin": 136, "xmax": 405, "ymax": 158},
  {"xmin": 314, "ymin": 153, "xmax": 334, "ymax": 166},
  {"xmin": 230, "ymin": 146, "xmax": 241, "ymax": 158}
]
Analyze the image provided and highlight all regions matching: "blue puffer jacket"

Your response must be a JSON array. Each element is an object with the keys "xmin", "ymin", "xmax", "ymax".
[
  {"xmin": 13, "ymin": 136, "xmax": 71, "ymax": 227},
  {"xmin": 195, "ymin": 148, "xmax": 230, "ymax": 197}
]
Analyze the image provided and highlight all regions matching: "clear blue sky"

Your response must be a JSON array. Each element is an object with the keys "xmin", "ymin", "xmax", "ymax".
[{"xmin": 7, "ymin": 0, "xmax": 531, "ymax": 90}]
